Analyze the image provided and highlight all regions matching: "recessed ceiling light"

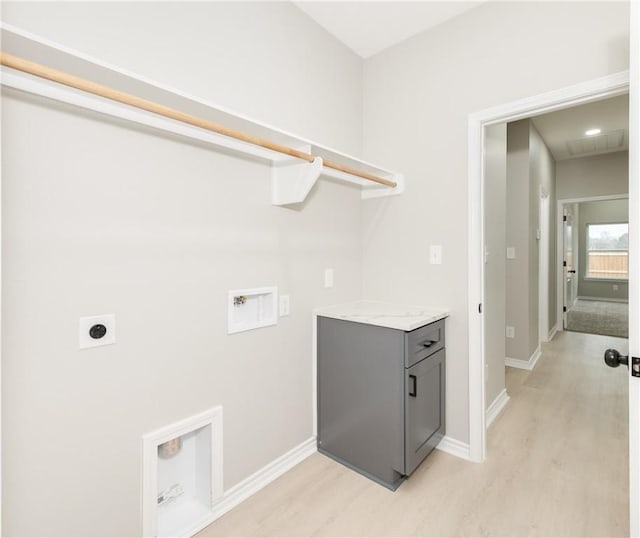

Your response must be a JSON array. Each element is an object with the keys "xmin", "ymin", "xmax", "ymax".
[{"xmin": 585, "ymin": 128, "xmax": 601, "ymax": 136}]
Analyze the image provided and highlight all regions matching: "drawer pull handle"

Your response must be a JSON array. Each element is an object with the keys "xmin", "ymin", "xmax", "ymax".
[
  {"xmin": 409, "ymin": 374, "xmax": 417, "ymax": 397},
  {"xmin": 422, "ymin": 339, "xmax": 437, "ymax": 348}
]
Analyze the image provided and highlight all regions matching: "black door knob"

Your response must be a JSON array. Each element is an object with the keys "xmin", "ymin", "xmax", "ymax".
[{"xmin": 604, "ymin": 348, "xmax": 628, "ymax": 368}]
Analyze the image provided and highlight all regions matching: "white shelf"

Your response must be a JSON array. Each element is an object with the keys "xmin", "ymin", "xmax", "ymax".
[{"xmin": 0, "ymin": 23, "xmax": 404, "ymax": 206}]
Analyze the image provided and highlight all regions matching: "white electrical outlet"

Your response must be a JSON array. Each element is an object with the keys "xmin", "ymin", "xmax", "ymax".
[
  {"xmin": 613, "ymin": 284, "xmax": 619, "ymax": 291},
  {"xmin": 429, "ymin": 245, "xmax": 442, "ymax": 265},
  {"xmin": 279, "ymin": 295, "xmax": 290, "ymax": 316},
  {"xmin": 79, "ymin": 314, "xmax": 116, "ymax": 349},
  {"xmin": 324, "ymin": 268, "xmax": 334, "ymax": 288},
  {"xmin": 506, "ymin": 326, "xmax": 515, "ymax": 339},
  {"xmin": 506, "ymin": 247, "xmax": 516, "ymax": 259}
]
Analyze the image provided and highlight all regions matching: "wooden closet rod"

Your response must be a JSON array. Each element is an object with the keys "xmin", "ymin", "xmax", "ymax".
[{"xmin": 0, "ymin": 52, "xmax": 397, "ymax": 189}]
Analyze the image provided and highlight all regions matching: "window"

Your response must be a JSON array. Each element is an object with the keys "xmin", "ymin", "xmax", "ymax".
[{"xmin": 586, "ymin": 222, "xmax": 629, "ymax": 280}]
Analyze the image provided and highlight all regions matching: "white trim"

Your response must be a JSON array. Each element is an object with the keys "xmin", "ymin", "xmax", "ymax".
[
  {"xmin": 505, "ymin": 346, "xmax": 542, "ymax": 371},
  {"xmin": 539, "ymin": 192, "xmax": 550, "ymax": 343},
  {"xmin": 197, "ymin": 437, "xmax": 317, "ymax": 535},
  {"xmin": 0, "ymin": 50, "xmax": 3, "ymax": 531},
  {"xmin": 486, "ymin": 389, "xmax": 510, "ymax": 428},
  {"xmin": 577, "ymin": 296, "xmax": 629, "ymax": 304},
  {"xmin": 467, "ymin": 112, "xmax": 486, "ymax": 463},
  {"xmin": 583, "ymin": 278, "xmax": 630, "ymax": 284},
  {"xmin": 628, "ymin": 3, "xmax": 639, "ymax": 535},
  {"xmin": 469, "ymin": 71, "xmax": 630, "ymax": 466},
  {"xmin": 436, "ymin": 436, "xmax": 471, "ymax": 460},
  {"xmin": 548, "ymin": 323, "xmax": 559, "ymax": 342},
  {"xmin": 558, "ymin": 194, "xmax": 629, "ymax": 204}
]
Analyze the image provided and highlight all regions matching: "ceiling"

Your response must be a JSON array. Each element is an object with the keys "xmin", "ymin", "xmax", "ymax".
[
  {"xmin": 293, "ymin": 1, "xmax": 484, "ymax": 58},
  {"xmin": 531, "ymin": 95, "xmax": 629, "ymax": 161}
]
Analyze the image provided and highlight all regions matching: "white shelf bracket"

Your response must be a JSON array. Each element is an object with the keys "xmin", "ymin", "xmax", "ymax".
[{"xmin": 271, "ymin": 155, "xmax": 324, "ymax": 206}]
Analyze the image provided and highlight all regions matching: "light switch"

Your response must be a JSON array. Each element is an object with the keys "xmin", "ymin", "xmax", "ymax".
[
  {"xmin": 506, "ymin": 326, "xmax": 515, "ymax": 339},
  {"xmin": 506, "ymin": 247, "xmax": 516, "ymax": 259},
  {"xmin": 429, "ymin": 245, "xmax": 442, "ymax": 265},
  {"xmin": 324, "ymin": 268, "xmax": 334, "ymax": 288},
  {"xmin": 279, "ymin": 295, "xmax": 290, "ymax": 316}
]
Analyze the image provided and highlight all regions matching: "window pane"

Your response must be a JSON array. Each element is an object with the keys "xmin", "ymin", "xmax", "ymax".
[
  {"xmin": 586, "ymin": 223, "xmax": 628, "ymax": 279},
  {"xmin": 587, "ymin": 223, "xmax": 628, "ymax": 250}
]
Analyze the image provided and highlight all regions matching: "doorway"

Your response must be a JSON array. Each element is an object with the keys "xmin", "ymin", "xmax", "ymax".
[
  {"xmin": 468, "ymin": 70, "xmax": 637, "ymax": 534},
  {"xmin": 559, "ymin": 196, "xmax": 630, "ymax": 338}
]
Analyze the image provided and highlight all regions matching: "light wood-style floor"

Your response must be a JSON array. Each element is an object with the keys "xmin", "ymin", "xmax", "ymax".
[{"xmin": 198, "ymin": 330, "xmax": 629, "ymax": 537}]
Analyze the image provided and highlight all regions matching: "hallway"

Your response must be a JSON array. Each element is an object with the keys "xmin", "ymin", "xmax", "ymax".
[{"xmin": 199, "ymin": 331, "xmax": 629, "ymax": 537}]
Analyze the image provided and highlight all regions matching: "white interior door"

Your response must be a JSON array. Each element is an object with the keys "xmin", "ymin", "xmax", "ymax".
[
  {"xmin": 562, "ymin": 204, "xmax": 577, "ymax": 328},
  {"xmin": 627, "ymin": 3, "xmax": 639, "ymax": 534}
]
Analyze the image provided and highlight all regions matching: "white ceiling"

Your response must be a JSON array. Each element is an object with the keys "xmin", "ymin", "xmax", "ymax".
[
  {"xmin": 293, "ymin": 1, "xmax": 484, "ymax": 58},
  {"xmin": 531, "ymin": 95, "xmax": 629, "ymax": 161}
]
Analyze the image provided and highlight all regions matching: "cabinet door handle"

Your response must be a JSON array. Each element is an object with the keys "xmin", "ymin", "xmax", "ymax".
[
  {"xmin": 422, "ymin": 339, "xmax": 437, "ymax": 348},
  {"xmin": 409, "ymin": 374, "xmax": 417, "ymax": 397}
]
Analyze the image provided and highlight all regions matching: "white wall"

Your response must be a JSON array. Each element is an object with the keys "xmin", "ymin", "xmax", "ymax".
[
  {"xmin": 504, "ymin": 120, "xmax": 555, "ymax": 361},
  {"xmin": 505, "ymin": 120, "xmax": 532, "ymax": 361},
  {"xmin": 529, "ymin": 124, "xmax": 557, "ymax": 338},
  {"xmin": 1, "ymin": 1, "xmax": 362, "ymax": 154},
  {"xmin": 483, "ymin": 124, "xmax": 506, "ymax": 409},
  {"xmin": 362, "ymin": 0, "xmax": 629, "ymax": 443},
  {"xmin": 1, "ymin": 3, "xmax": 364, "ymax": 536},
  {"xmin": 556, "ymin": 151, "xmax": 629, "ymax": 200}
]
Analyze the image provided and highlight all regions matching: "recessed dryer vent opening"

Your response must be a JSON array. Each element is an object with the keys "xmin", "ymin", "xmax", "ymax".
[{"xmin": 142, "ymin": 407, "xmax": 223, "ymax": 537}]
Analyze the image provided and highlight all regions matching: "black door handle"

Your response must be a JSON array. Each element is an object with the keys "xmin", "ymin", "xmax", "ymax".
[
  {"xmin": 604, "ymin": 348, "xmax": 628, "ymax": 368},
  {"xmin": 409, "ymin": 375, "xmax": 417, "ymax": 397},
  {"xmin": 568, "ymin": 270, "xmax": 576, "ymax": 274}
]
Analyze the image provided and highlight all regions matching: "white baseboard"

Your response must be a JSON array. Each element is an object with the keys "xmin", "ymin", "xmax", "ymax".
[
  {"xmin": 192, "ymin": 437, "xmax": 317, "ymax": 536},
  {"xmin": 577, "ymin": 295, "xmax": 628, "ymax": 304},
  {"xmin": 548, "ymin": 323, "xmax": 559, "ymax": 342},
  {"xmin": 437, "ymin": 435, "xmax": 471, "ymax": 460},
  {"xmin": 486, "ymin": 389, "xmax": 510, "ymax": 428},
  {"xmin": 505, "ymin": 345, "xmax": 541, "ymax": 371}
]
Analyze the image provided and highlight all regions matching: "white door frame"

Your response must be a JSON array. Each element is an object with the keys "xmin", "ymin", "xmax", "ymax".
[
  {"xmin": 469, "ymin": 61, "xmax": 637, "ymax": 532},
  {"xmin": 627, "ymin": 3, "xmax": 639, "ymax": 535},
  {"xmin": 538, "ymin": 188, "xmax": 550, "ymax": 343},
  {"xmin": 467, "ymin": 70, "xmax": 629, "ymax": 464},
  {"xmin": 467, "ymin": 68, "xmax": 637, "ymax": 530},
  {"xmin": 555, "ymin": 194, "xmax": 629, "ymax": 331}
]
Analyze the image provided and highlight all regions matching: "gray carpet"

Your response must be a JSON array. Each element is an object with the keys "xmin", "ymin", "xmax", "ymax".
[{"xmin": 566, "ymin": 299, "xmax": 628, "ymax": 338}]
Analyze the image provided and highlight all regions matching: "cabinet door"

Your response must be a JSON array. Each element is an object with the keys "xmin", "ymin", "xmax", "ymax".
[
  {"xmin": 405, "ymin": 349, "xmax": 445, "ymax": 475},
  {"xmin": 317, "ymin": 316, "xmax": 406, "ymax": 487}
]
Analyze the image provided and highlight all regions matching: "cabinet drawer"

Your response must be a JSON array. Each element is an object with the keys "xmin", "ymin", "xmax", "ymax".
[{"xmin": 405, "ymin": 319, "xmax": 445, "ymax": 367}]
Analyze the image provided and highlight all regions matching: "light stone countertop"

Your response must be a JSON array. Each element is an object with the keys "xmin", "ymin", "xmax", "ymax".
[{"xmin": 314, "ymin": 300, "xmax": 449, "ymax": 331}]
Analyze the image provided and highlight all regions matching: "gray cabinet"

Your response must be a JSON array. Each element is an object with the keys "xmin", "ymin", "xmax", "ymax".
[{"xmin": 317, "ymin": 316, "xmax": 445, "ymax": 490}]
